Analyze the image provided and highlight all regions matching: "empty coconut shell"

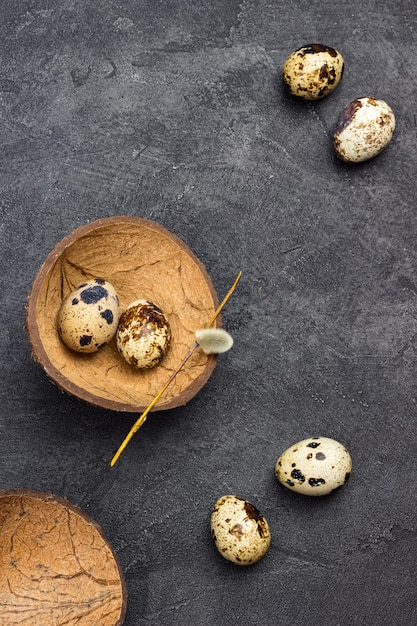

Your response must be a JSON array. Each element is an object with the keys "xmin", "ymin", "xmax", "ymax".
[{"xmin": 0, "ymin": 489, "xmax": 127, "ymax": 625}]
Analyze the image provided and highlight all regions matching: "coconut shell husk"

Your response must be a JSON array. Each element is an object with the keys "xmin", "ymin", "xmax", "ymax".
[
  {"xmin": 26, "ymin": 216, "xmax": 219, "ymax": 412},
  {"xmin": 0, "ymin": 489, "xmax": 127, "ymax": 625}
]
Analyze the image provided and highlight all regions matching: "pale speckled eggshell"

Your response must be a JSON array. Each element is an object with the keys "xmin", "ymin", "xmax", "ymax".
[
  {"xmin": 210, "ymin": 495, "xmax": 271, "ymax": 566},
  {"xmin": 282, "ymin": 43, "xmax": 344, "ymax": 100},
  {"xmin": 58, "ymin": 278, "xmax": 120, "ymax": 353},
  {"xmin": 275, "ymin": 437, "xmax": 352, "ymax": 496},
  {"xmin": 116, "ymin": 299, "xmax": 171, "ymax": 369},
  {"xmin": 334, "ymin": 96, "xmax": 395, "ymax": 162}
]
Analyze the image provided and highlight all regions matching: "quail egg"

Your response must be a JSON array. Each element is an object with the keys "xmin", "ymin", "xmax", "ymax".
[
  {"xmin": 282, "ymin": 43, "xmax": 344, "ymax": 100},
  {"xmin": 58, "ymin": 278, "xmax": 120, "ymax": 353},
  {"xmin": 210, "ymin": 495, "xmax": 271, "ymax": 565},
  {"xmin": 116, "ymin": 299, "xmax": 171, "ymax": 369},
  {"xmin": 275, "ymin": 436, "xmax": 352, "ymax": 496},
  {"xmin": 333, "ymin": 96, "xmax": 395, "ymax": 162}
]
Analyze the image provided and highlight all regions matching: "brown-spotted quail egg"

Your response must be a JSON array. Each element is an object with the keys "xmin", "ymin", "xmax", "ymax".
[
  {"xmin": 58, "ymin": 278, "xmax": 120, "ymax": 353},
  {"xmin": 275, "ymin": 436, "xmax": 352, "ymax": 496},
  {"xmin": 210, "ymin": 495, "xmax": 271, "ymax": 566},
  {"xmin": 333, "ymin": 96, "xmax": 395, "ymax": 162},
  {"xmin": 282, "ymin": 43, "xmax": 344, "ymax": 100},
  {"xmin": 116, "ymin": 299, "xmax": 171, "ymax": 369}
]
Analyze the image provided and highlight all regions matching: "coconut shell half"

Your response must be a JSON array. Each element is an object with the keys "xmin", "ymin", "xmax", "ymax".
[
  {"xmin": 0, "ymin": 489, "xmax": 127, "ymax": 626},
  {"xmin": 26, "ymin": 216, "xmax": 220, "ymax": 412}
]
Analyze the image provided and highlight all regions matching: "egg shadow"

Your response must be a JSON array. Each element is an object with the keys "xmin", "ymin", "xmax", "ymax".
[{"xmin": 270, "ymin": 469, "xmax": 351, "ymax": 516}]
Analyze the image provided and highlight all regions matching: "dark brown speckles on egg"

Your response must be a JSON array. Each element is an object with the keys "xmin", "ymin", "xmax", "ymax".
[
  {"xmin": 291, "ymin": 468, "xmax": 305, "ymax": 483},
  {"xmin": 334, "ymin": 98, "xmax": 363, "ymax": 134},
  {"xmin": 80, "ymin": 284, "xmax": 108, "ymax": 304},
  {"xmin": 303, "ymin": 43, "xmax": 338, "ymax": 57},
  {"xmin": 243, "ymin": 501, "xmax": 263, "ymax": 522},
  {"xmin": 308, "ymin": 477, "xmax": 326, "ymax": 487},
  {"xmin": 243, "ymin": 501, "xmax": 269, "ymax": 540},
  {"xmin": 100, "ymin": 309, "xmax": 114, "ymax": 324},
  {"xmin": 79, "ymin": 335, "xmax": 93, "ymax": 347},
  {"xmin": 229, "ymin": 524, "xmax": 244, "ymax": 539}
]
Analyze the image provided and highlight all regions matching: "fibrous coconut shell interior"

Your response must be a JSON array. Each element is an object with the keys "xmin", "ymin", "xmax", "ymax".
[
  {"xmin": 26, "ymin": 216, "xmax": 219, "ymax": 412},
  {"xmin": 0, "ymin": 489, "xmax": 127, "ymax": 626}
]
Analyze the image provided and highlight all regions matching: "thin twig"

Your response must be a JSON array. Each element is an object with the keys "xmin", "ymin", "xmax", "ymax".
[{"xmin": 110, "ymin": 271, "xmax": 242, "ymax": 466}]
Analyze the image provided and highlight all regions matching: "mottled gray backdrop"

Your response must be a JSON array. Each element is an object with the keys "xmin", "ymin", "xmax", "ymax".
[{"xmin": 1, "ymin": 1, "xmax": 416, "ymax": 624}]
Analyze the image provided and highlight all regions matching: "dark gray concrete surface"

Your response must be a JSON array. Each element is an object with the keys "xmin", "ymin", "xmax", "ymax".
[{"xmin": 1, "ymin": 1, "xmax": 417, "ymax": 624}]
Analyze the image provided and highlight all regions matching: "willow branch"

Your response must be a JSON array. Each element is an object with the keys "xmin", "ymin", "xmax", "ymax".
[{"xmin": 110, "ymin": 271, "xmax": 241, "ymax": 466}]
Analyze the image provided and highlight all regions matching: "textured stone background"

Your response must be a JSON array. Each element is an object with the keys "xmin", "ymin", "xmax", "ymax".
[{"xmin": 1, "ymin": 1, "xmax": 416, "ymax": 624}]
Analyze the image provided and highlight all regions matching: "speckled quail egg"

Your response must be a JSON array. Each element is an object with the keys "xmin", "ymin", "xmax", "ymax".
[
  {"xmin": 275, "ymin": 436, "xmax": 352, "ymax": 496},
  {"xmin": 58, "ymin": 278, "xmax": 120, "ymax": 353},
  {"xmin": 282, "ymin": 43, "xmax": 344, "ymax": 100},
  {"xmin": 116, "ymin": 299, "xmax": 171, "ymax": 369},
  {"xmin": 210, "ymin": 495, "xmax": 271, "ymax": 566},
  {"xmin": 333, "ymin": 96, "xmax": 395, "ymax": 162}
]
